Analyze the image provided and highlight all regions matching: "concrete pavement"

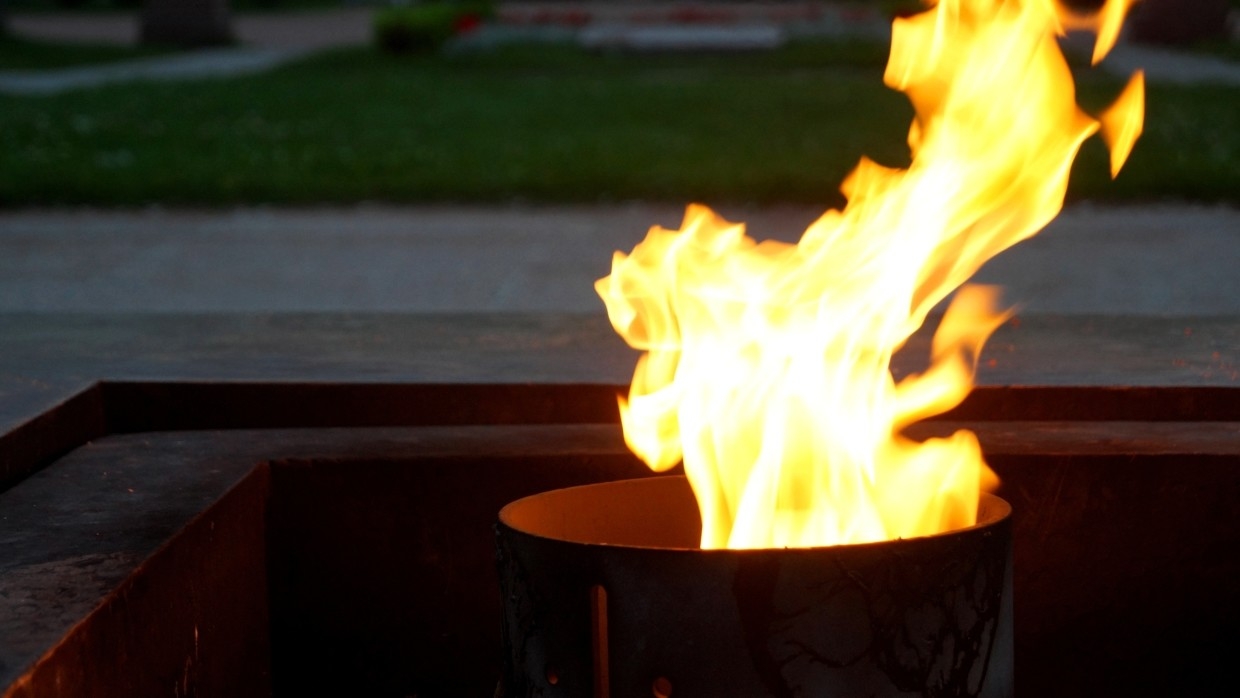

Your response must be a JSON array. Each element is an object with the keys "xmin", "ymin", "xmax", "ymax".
[
  {"xmin": 0, "ymin": 46, "xmax": 314, "ymax": 96},
  {"xmin": 1102, "ymin": 42, "xmax": 1240, "ymax": 88},
  {"xmin": 0, "ymin": 203, "xmax": 1236, "ymax": 315}
]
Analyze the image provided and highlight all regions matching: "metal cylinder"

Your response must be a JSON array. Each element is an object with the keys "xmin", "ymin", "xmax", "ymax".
[{"xmin": 496, "ymin": 476, "xmax": 1013, "ymax": 698}]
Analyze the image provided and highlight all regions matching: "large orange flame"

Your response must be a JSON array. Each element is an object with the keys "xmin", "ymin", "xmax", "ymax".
[{"xmin": 596, "ymin": 0, "xmax": 1144, "ymax": 549}]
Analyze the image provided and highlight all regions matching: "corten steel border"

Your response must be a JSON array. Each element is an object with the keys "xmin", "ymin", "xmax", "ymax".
[
  {"xmin": 0, "ymin": 383, "xmax": 1237, "ymax": 697},
  {"xmin": 5, "ymin": 381, "xmax": 1240, "ymax": 494}
]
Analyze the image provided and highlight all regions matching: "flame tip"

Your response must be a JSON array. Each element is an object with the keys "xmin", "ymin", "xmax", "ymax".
[{"xmin": 601, "ymin": 0, "xmax": 1141, "ymax": 550}]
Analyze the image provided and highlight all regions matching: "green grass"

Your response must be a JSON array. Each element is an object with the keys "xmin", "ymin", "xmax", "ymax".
[
  {"xmin": 0, "ymin": 34, "xmax": 171, "ymax": 70},
  {"xmin": 1070, "ymin": 76, "xmax": 1240, "ymax": 203},
  {"xmin": 1191, "ymin": 39, "xmax": 1240, "ymax": 64},
  {"xmin": 0, "ymin": 40, "xmax": 1236, "ymax": 208}
]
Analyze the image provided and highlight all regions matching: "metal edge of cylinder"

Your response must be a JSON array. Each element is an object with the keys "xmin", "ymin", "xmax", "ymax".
[{"xmin": 495, "ymin": 479, "xmax": 1014, "ymax": 698}]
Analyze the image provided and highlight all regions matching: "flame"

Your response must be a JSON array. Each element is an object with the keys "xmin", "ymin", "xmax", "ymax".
[{"xmin": 596, "ymin": 0, "xmax": 1144, "ymax": 549}]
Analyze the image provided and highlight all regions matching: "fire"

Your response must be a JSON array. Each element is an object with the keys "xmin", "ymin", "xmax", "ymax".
[{"xmin": 596, "ymin": 0, "xmax": 1144, "ymax": 550}]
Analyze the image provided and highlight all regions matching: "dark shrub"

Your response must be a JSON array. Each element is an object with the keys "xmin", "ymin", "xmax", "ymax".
[{"xmin": 373, "ymin": 2, "xmax": 493, "ymax": 55}]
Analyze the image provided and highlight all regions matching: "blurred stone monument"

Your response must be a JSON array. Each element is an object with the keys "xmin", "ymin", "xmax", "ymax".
[{"xmin": 141, "ymin": 0, "xmax": 234, "ymax": 47}]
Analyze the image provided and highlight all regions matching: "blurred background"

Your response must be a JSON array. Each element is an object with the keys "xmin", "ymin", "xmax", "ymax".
[{"xmin": 0, "ymin": 1, "xmax": 1237, "ymax": 314}]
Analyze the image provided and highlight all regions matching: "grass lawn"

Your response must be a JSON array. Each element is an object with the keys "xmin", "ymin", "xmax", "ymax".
[
  {"xmin": 1192, "ymin": 39, "xmax": 1240, "ymax": 64},
  {"xmin": 0, "ymin": 34, "xmax": 171, "ymax": 70},
  {"xmin": 0, "ymin": 39, "xmax": 1236, "ymax": 207}
]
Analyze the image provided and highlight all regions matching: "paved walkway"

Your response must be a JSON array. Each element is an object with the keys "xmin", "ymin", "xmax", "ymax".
[
  {"xmin": 0, "ymin": 203, "xmax": 1236, "ymax": 315},
  {"xmin": 1, "ymin": 9, "xmax": 375, "ymax": 95},
  {"xmin": 2, "ymin": 5, "xmax": 1238, "ymax": 94},
  {"xmin": 5, "ymin": 7, "xmax": 377, "ymax": 49},
  {"xmin": 1103, "ymin": 42, "xmax": 1240, "ymax": 87},
  {"xmin": 0, "ymin": 46, "xmax": 312, "ymax": 96}
]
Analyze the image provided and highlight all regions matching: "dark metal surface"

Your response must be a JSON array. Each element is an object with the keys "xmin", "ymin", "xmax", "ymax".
[
  {"xmin": 4, "ymin": 466, "xmax": 271, "ymax": 698},
  {"xmin": 496, "ymin": 477, "xmax": 1013, "ymax": 698},
  {"xmin": 0, "ymin": 415, "xmax": 1235, "ymax": 696},
  {"xmin": 0, "ymin": 311, "xmax": 1236, "ymax": 493},
  {"xmin": 0, "ymin": 382, "xmax": 104, "ymax": 492},
  {"xmin": 0, "ymin": 423, "xmax": 639, "ymax": 698},
  {"xmin": 0, "ymin": 313, "xmax": 1237, "ymax": 403},
  {"xmin": 0, "ymin": 312, "xmax": 1235, "ymax": 696},
  {"xmin": 6, "ymin": 379, "xmax": 1240, "ymax": 494}
]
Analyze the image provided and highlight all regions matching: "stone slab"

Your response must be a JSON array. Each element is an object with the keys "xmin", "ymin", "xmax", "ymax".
[{"xmin": 1, "ymin": 204, "xmax": 1236, "ymax": 315}]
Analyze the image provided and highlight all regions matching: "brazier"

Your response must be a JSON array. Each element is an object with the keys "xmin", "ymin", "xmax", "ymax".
[{"xmin": 497, "ymin": 477, "xmax": 1013, "ymax": 697}]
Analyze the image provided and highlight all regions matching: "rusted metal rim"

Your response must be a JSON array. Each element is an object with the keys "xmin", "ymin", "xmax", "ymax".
[
  {"xmin": 496, "ymin": 477, "xmax": 1014, "ymax": 697},
  {"xmin": 498, "ymin": 474, "xmax": 1011, "ymax": 550}
]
